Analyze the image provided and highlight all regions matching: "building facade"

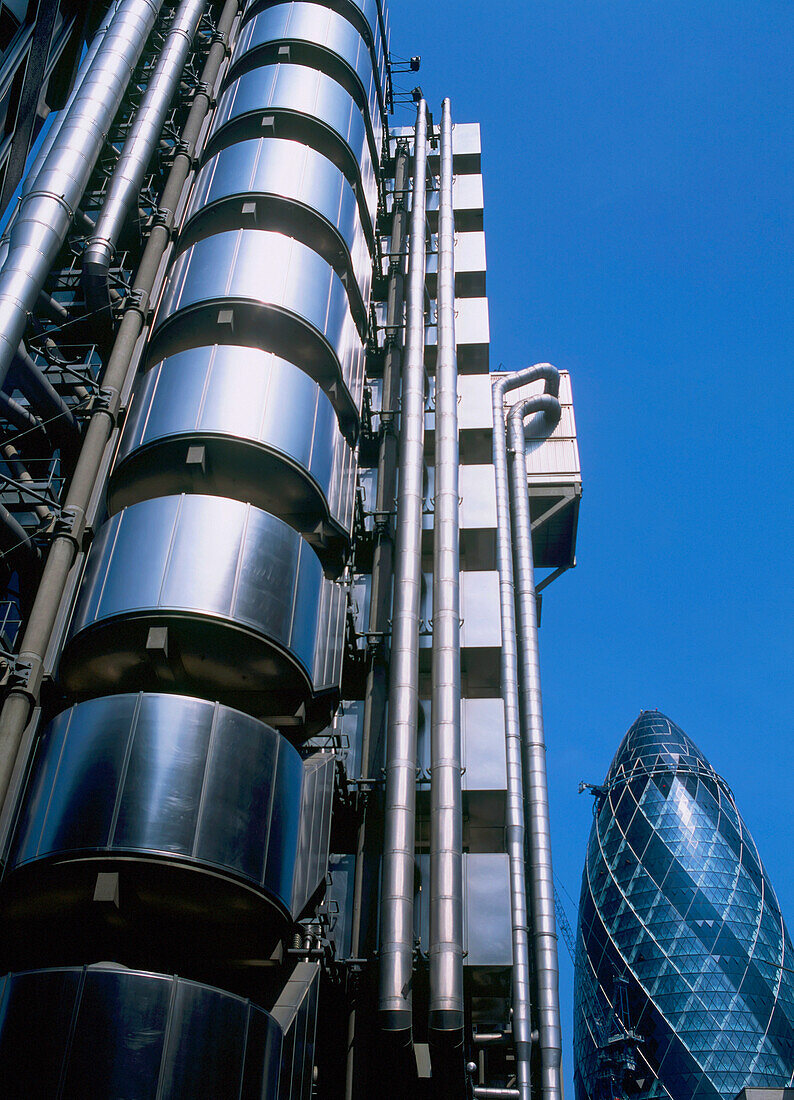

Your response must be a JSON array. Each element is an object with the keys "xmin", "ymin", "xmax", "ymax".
[
  {"xmin": 0, "ymin": 1, "xmax": 580, "ymax": 1097},
  {"xmin": 574, "ymin": 711, "xmax": 794, "ymax": 1100}
]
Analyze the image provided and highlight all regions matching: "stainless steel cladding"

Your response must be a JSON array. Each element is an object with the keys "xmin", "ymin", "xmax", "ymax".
[
  {"xmin": 181, "ymin": 137, "xmax": 373, "ymax": 314},
  {"xmin": 60, "ymin": 496, "xmax": 345, "ymax": 734},
  {"xmin": 149, "ymin": 228, "xmax": 365, "ymax": 437},
  {"xmin": 242, "ymin": 0, "xmax": 389, "ymax": 102},
  {"xmin": 109, "ymin": 347, "xmax": 356, "ymax": 570},
  {"xmin": 3, "ymin": 695, "xmax": 334, "ymax": 947},
  {"xmin": 228, "ymin": 4, "xmax": 385, "ymax": 149},
  {"xmin": 0, "ymin": 965, "xmax": 287, "ymax": 1096},
  {"xmin": 206, "ymin": 63, "xmax": 378, "ymax": 236}
]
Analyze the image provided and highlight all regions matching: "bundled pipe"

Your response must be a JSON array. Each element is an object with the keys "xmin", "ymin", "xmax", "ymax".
[
  {"xmin": 378, "ymin": 99, "xmax": 428, "ymax": 1042},
  {"xmin": 491, "ymin": 363, "xmax": 561, "ymax": 1100},
  {"xmin": 19, "ymin": 2, "xmax": 120, "ymax": 203},
  {"xmin": 0, "ymin": 0, "xmax": 164, "ymax": 394},
  {"xmin": 0, "ymin": 0, "xmax": 241, "ymax": 829},
  {"xmin": 84, "ymin": 0, "xmax": 208, "ymax": 322},
  {"xmin": 344, "ymin": 143, "xmax": 410, "ymax": 1100},
  {"xmin": 4, "ymin": 344, "xmax": 80, "ymax": 464},
  {"xmin": 428, "ymin": 96, "xmax": 464, "ymax": 1077},
  {"xmin": 506, "ymin": 380, "xmax": 563, "ymax": 1100}
]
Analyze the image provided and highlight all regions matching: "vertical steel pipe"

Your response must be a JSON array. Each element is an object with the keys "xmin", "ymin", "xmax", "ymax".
[
  {"xmin": 378, "ymin": 98, "xmax": 428, "ymax": 1037},
  {"xmin": 0, "ymin": 0, "xmax": 163, "ymax": 393},
  {"xmin": 345, "ymin": 142, "xmax": 409, "ymax": 1100},
  {"xmin": 84, "ymin": 0, "xmax": 208, "ymax": 315},
  {"xmin": 506, "ymin": 386, "xmax": 562, "ymax": 1100},
  {"xmin": 429, "ymin": 97, "xmax": 464, "ymax": 1053},
  {"xmin": 491, "ymin": 363, "xmax": 560, "ymax": 1100},
  {"xmin": 18, "ymin": 1, "xmax": 120, "ymax": 202}
]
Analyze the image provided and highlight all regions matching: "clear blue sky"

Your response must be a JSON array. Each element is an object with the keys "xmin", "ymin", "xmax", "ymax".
[{"xmin": 389, "ymin": 0, "xmax": 794, "ymax": 1088}]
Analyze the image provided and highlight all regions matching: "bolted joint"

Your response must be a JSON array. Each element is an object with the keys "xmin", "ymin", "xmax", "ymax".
[{"xmin": 52, "ymin": 506, "xmax": 91, "ymax": 552}]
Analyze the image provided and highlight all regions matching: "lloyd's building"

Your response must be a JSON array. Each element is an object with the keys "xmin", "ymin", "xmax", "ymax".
[{"xmin": 0, "ymin": 1, "xmax": 581, "ymax": 1097}]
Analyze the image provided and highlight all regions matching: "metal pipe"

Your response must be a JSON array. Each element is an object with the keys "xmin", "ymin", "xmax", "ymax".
[
  {"xmin": 4, "ymin": 344, "xmax": 80, "ymax": 463},
  {"xmin": 429, "ymin": 97, "xmax": 464, "ymax": 1055},
  {"xmin": 19, "ymin": 1, "xmax": 120, "ymax": 202},
  {"xmin": 0, "ymin": 0, "xmax": 163, "ymax": 394},
  {"xmin": 84, "ymin": 0, "xmax": 208, "ymax": 318},
  {"xmin": 473, "ymin": 1089, "xmax": 521, "ymax": 1099},
  {"xmin": 0, "ymin": 0, "xmax": 241, "ymax": 827},
  {"xmin": 491, "ymin": 363, "xmax": 561, "ymax": 1100},
  {"xmin": 378, "ymin": 98, "xmax": 428, "ymax": 1037},
  {"xmin": 1, "ymin": 443, "xmax": 53, "ymax": 523},
  {"xmin": 506, "ymin": 383, "xmax": 563, "ymax": 1100},
  {"xmin": 344, "ymin": 141, "xmax": 409, "ymax": 1100}
]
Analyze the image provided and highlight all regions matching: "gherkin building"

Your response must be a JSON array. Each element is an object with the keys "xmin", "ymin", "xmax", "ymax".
[{"xmin": 574, "ymin": 711, "xmax": 794, "ymax": 1100}]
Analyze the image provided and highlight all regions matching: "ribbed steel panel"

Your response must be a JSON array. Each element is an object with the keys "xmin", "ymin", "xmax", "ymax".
[
  {"xmin": 242, "ymin": 0, "xmax": 389, "ymax": 102},
  {"xmin": 228, "ymin": 5, "xmax": 384, "ymax": 155},
  {"xmin": 2, "ymin": 695, "xmax": 335, "ymax": 943},
  {"xmin": 149, "ymin": 228, "xmax": 364, "ymax": 438},
  {"xmin": 0, "ymin": 966, "xmax": 283, "ymax": 1098},
  {"xmin": 109, "ymin": 346, "xmax": 356, "ymax": 571},
  {"xmin": 60, "ymin": 496, "xmax": 346, "ymax": 734},
  {"xmin": 181, "ymin": 137, "xmax": 372, "ymax": 319},
  {"xmin": 205, "ymin": 63, "xmax": 377, "ymax": 237}
]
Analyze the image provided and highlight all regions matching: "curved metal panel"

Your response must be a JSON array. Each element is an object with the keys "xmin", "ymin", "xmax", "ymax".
[
  {"xmin": 109, "ymin": 346, "xmax": 356, "ymax": 569},
  {"xmin": 205, "ymin": 64, "xmax": 377, "ymax": 238},
  {"xmin": 242, "ymin": 0, "xmax": 388, "ymax": 102},
  {"xmin": 60, "ymin": 496, "xmax": 345, "ymax": 734},
  {"xmin": 3, "ymin": 694, "xmax": 334, "ymax": 939},
  {"xmin": 181, "ymin": 137, "xmax": 372, "ymax": 315},
  {"xmin": 0, "ymin": 966, "xmax": 282, "ymax": 1097},
  {"xmin": 227, "ymin": 5, "xmax": 384, "ymax": 157},
  {"xmin": 149, "ymin": 229, "xmax": 364, "ymax": 437}
]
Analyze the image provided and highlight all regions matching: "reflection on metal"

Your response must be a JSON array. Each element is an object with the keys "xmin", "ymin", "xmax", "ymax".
[
  {"xmin": 243, "ymin": 0, "xmax": 390, "ymax": 102},
  {"xmin": 181, "ymin": 137, "xmax": 373, "ymax": 318},
  {"xmin": 84, "ymin": 0, "xmax": 208, "ymax": 317},
  {"xmin": 492, "ymin": 365, "xmax": 561, "ymax": 1100},
  {"xmin": 507, "ymin": 383, "xmax": 563, "ymax": 1100},
  {"xmin": 150, "ymin": 228, "xmax": 364, "ymax": 438},
  {"xmin": 429, "ymin": 97, "xmax": 464, "ymax": 1062},
  {"xmin": 0, "ymin": 965, "xmax": 286, "ymax": 1096},
  {"xmin": 62, "ymin": 496, "xmax": 345, "ymax": 735},
  {"xmin": 0, "ymin": 0, "xmax": 163, "ymax": 391},
  {"xmin": 110, "ymin": 346, "xmax": 356, "ymax": 571},
  {"xmin": 3, "ymin": 694, "xmax": 334, "ymax": 957},
  {"xmin": 271, "ymin": 961, "xmax": 322, "ymax": 1099},
  {"xmin": 228, "ymin": 5, "xmax": 385, "ymax": 153},
  {"xmin": 379, "ymin": 98, "xmax": 427, "ymax": 1038},
  {"xmin": 206, "ymin": 62, "xmax": 378, "ymax": 237}
]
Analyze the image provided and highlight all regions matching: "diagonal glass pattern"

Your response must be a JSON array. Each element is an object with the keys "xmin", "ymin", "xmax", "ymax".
[{"xmin": 573, "ymin": 711, "xmax": 794, "ymax": 1100}]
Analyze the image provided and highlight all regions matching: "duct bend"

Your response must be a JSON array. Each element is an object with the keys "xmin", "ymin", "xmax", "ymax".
[
  {"xmin": 84, "ymin": 0, "xmax": 208, "ymax": 327},
  {"xmin": 428, "ymin": 97, "xmax": 465, "ymax": 1082},
  {"xmin": 378, "ymin": 99, "xmax": 429, "ymax": 1051},
  {"xmin": 506, "ymin": 374, "xmax": 563, "ymax": 1100},
  {"xmin": 490, "ymin": 362, "xmax": 560, "ymax": 1100},
  {"xmin": 3, "ymin": 345, "xmax": 81, "ymax": 466},
  {"xmin": 0, "ymin": 0, "xmax": 164, "ymax": 395}
]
